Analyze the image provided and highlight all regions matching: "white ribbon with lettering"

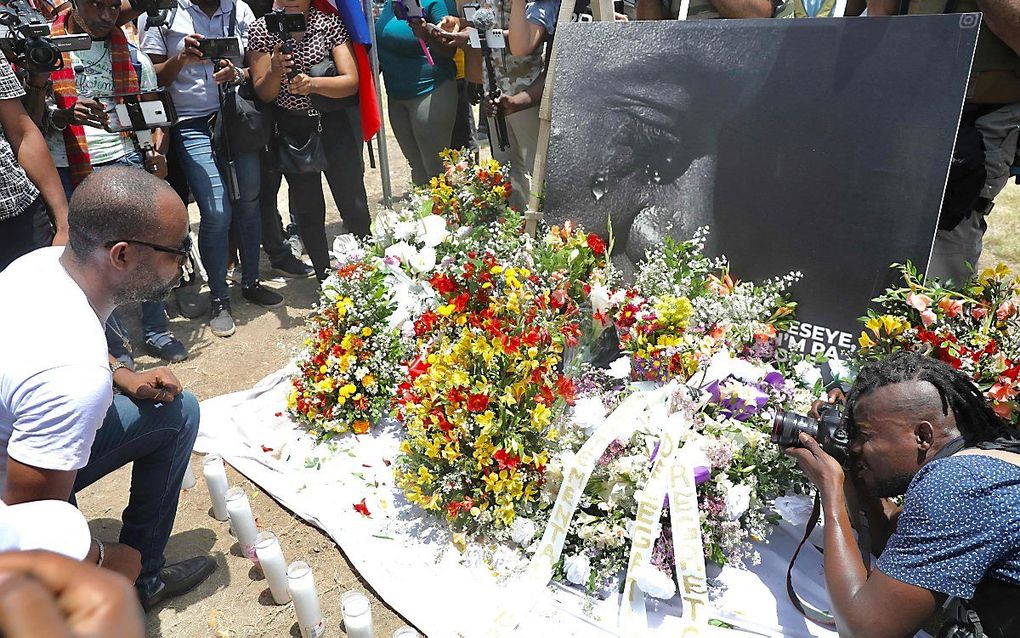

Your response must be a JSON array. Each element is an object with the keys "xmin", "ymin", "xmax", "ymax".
[{"xmin": 470, "ymin": 379, "xmax": 711, "ymax": 637}]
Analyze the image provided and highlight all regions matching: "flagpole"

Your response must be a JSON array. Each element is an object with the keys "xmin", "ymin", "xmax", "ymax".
[{"xmin": 362, "ymin": 0, "xmax": 393, "ymax": 209}]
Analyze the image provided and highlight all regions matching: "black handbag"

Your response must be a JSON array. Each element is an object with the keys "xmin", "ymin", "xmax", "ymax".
[
  {"xmin": 274, "ymin": 113, "xmax": 328, "ymax": 174},
  {"xmin": 307, "ymin": 58, "xmax": 358, "ymax": 113},
  {"xmin": 215, "ymin": 7, "xmax": 272, "ymax": 153},
  {"xmin": 218, "ymin": 79, "xmax": 272, "ymax": 153}
]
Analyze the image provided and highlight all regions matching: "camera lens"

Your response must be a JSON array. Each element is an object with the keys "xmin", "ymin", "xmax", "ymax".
[
  {"xmin": 771, "ymin": 410, "xmax": 818, "ymax": 447},
  {"xmin": 24, "ymin": 39, "xmax": 60, "ymax": 71}
]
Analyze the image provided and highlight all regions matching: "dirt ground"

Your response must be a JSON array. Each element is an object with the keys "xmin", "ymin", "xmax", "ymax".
[{"xmin": 76, "ymin": 105, "xmax": 1020, "ymax": 636}]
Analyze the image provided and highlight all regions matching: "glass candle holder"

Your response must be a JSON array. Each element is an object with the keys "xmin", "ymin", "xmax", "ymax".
[
  {"xmin": 201, "ymin": 454, "xmax": 230, "ymax": 521},
  {"xmin": 288, "ymin": 561, "xmax": 324, "ymax": 638},
  {"xmin": 341, "ymin": 590, "xmax": 375, "ymax": 638},
  {"xmin": 254, "ymin": 531, "xmax": 290, "ymax": 604},
  {"xmin": 224, "ymin": 486, "xmax": 258, "ymax": 561}
]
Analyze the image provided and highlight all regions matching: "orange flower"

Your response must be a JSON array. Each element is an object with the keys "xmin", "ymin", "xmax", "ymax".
[{"xmin": 352, "ymin": 419, "xmax": 371, "ymax": 435}]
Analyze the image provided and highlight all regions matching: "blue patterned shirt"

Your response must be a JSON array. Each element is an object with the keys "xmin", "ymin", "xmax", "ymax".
[{"xmin": 877, "ymin": 455, "xmax": 1020, "ymax": 599}]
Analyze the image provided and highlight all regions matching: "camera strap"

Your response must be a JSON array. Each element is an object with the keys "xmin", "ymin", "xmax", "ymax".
[{"xmin": 786, "ymin": 492, "xmax": 838, "ymax": 629}]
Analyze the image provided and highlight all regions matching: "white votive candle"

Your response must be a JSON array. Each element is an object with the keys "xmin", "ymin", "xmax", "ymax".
[
  {"xmin": 225, "ymin": 486, "xmax": 258, "ymax": 560},
  {"xmin": 181, "ymin": 458, "xmax": 197, "ymax": 490},
  {"xmin": 341, "ymin": 591, "xmax": 375, "ymax": 638},
  {"xmin": 288, "ymin": 561, "xmax": 325, "ymax": 638},
  {"xmin": 254, "ymin": 531, "xmax": 290, "ymax": 605},
  {"xmin": 202, "ymin": 454, "xmax": 230, "ymax": 521},
  {"xmin": 392, "ymin": 627, "xmax": 419, "ymax": 638}
]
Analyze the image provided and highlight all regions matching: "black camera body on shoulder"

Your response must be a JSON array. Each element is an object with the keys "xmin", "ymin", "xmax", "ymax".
[
  {"xmin": 771, "ymin": 404, "xmax": 851, "ymax": 466},
  {"xmin": 0, "ymin": 0, "xmax": 90, "ymax": 73}
]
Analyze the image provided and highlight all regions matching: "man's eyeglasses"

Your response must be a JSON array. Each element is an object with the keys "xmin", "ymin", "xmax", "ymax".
[{"xmin": 105, "ymin": 235, "xmax": 192, "ymax": 265}]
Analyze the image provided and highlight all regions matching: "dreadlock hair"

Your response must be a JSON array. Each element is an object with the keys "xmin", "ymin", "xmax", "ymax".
[{"xmin": 845, "ymin": 351, "xmax": 1020, "ymax": 453}]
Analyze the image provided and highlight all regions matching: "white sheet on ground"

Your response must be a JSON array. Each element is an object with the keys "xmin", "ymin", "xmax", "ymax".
[{"xmin": 196, "ymin": 367, "xmax": 839, "ymax": 638}]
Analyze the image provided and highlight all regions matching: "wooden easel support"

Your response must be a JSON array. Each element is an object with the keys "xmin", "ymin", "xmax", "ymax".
[{"xmin": 524, "ymin": 0, "xmax": 614, "ymax": 236}]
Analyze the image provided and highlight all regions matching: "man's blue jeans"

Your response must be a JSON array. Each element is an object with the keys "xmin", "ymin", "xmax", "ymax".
[
  {"xmin": 172, "ymin": 117, "xmax": 261, "ymax": 300},
  {"xmin": 58, "ymin": 153, "xmax": 172, "ymax": 347},
  {"xmin": 72, "ymin": 392, "xmax": 200, "ymax": 591}
]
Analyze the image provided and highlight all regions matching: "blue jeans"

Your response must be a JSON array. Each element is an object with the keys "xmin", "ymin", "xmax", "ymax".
[
  {"xmin": 58, "ymin": 153, "xmax": 172, "ymax": 347},
  {"xmin": 171, "ymin": 117, "xmax": 261, "ymax": 300},
  {"xmin": 72, "ymin": 392, "xmax": 201, "ymax": 591}
]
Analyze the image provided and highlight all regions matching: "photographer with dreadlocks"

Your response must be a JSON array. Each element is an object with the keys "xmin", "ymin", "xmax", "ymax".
[{"xmin": 786, "ymin": 351, "xmax": 1020, "ymax": 638}]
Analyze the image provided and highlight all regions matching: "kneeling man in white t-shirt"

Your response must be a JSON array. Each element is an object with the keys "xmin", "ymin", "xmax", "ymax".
[{"xmin": 0, "ymin": 167, "xmax": 215, "ymax": 612}]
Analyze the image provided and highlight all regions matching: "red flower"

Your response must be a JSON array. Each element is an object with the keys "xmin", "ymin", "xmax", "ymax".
[
  {"xmin": 493, "ymin": 449, "xmax": 520, "ymax": 471},
  {"xmin": 430, "ymin": 273, "xmax": 457, "ymax": 296},
  {"xmin": 586, "ymin": 233, "xmax": 606, "ymax": 255},
  {"xmin": 353, "ymin": 499, "xmax": 371, "ymax": 517},
  {"xmin": 467, "ymin": 393, "xmax": 490, "ymax": 413},
  {"xmin": 407, "ymin": 356, "xmax": 430, "ymax": 380},
  {"xmin": 556, "ymin": 375, "xmax": 577, "ymax": 405}
]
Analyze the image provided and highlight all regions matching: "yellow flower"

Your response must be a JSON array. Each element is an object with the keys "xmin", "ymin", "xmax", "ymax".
[
  {"xmin": 531, "ymin": 403, "xmax": 552, "ymax": 429},
  {"xmin": 437, "ymin": 304, "xmax": 457, "ymax": 317},
  {"xmin": 417, "ymin": 466, "xmax": 435, "ymax": 486},
  {"xmin": 475, "ymin": 410, "xmax": 495, "ymax": 431},
  {"xmin": 858, "ymin": 332, "xmax": 876, "ymax": 348},
  {"xmin": 362, "ymin": 327, "xmax": 373, "ymax": 337},
  {"xmin": 287, "ymin": 388, "xmax": 299, "ymax": 409},
  {"xmin": 361, "ymin": 374, "xmax": 376, "ymax": 388},
  {"xmin": 490, "ymin": 265, "xmax": 504, "ymax": 275},
  {"xmin": 314, "ymin": 378, "xmax": 334, "ymax": 393},
  {"xmin": 319, "ymin": 365, "xmax": 328, "ymax": 374}
]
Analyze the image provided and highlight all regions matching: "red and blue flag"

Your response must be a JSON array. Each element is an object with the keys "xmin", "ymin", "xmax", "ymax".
[{"xmin": 313, "ymin": 0, "xmax": 381, "ymax": 141}]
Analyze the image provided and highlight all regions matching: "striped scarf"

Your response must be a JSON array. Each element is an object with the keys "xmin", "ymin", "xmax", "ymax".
[{"xmin": 50, "ymin": 14, "xmax": 139, "ymax": 187}]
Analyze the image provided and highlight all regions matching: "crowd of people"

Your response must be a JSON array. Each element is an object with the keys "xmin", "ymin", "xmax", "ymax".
[{"xmin": 0, "ymin": 0, "xmax": 1018, "ymax": 635}]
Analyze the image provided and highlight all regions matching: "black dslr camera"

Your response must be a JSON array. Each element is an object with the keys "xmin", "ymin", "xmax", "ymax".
[
  {"xmin": 771, "ymin": 404, "xmax": 851, "ymax": 466},
  {"xmin": 129, "ymin": 0, "xmax": 177, "ymax": 28},
  {"xmin": 0, "ymin": 0, "xmax": 90, "ymax": 73}
]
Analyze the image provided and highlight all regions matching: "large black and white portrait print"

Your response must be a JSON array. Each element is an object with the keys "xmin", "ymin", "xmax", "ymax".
[{"xmin": 544, "ymin": 15, "xmax": 980, "ymax": 356}]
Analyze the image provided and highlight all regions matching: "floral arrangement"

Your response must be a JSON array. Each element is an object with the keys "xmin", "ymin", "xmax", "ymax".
[
  {"xmin": 288, "ymin": 256, "xmax": 409, "ymax": 440},
  {"xmin": 518, "ymin": 230, "xmax": 811, "ymax": 601},
  {"xmin": 610, "ymin": 229, "xmax": 799, "ymax": 383},
  {"xmin": 393, "ymin": 252, "xmax": 582, "ymax": 536},
  {"xmin": 857, "ymin": 262, "xmax": 1020, "ymax": 423},
  {"xmin": 426, "ymin": 149, "xmax": 513, "ymax": 228}
]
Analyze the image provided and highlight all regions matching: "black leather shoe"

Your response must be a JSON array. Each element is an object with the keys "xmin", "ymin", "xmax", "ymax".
[{"xmin": 137, "ymin": 556, "xmax": 217, "ymax": 612}]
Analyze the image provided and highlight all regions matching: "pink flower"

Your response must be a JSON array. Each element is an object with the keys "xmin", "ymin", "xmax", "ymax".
[
  {"xmin": 920, "ymin": 310, "xmax": 937, "ymax": 327},
  {"xmin": 973, "ymin": 306, "xmax": 989, "ymax": 320},
  {"xmin": 996, "ymin": 301, "xmax": 1017, "ymax": 322},
  {"xmin": 907, "ymin": 293, "xmax": 933, "ymax": 312},
  {"xmin": 937, "ymin": 298, "xmax": 964, "ymax": 318}
]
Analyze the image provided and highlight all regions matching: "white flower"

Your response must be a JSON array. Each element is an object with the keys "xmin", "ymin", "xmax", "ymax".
[
  {"xmin": 794, "ymin": 360, "xmax": 823, "ymax": 388},
  {"xmin": 354, "ymin": 367, "xmax": 369, "ymax": 381},
  {"xmin": 608, "ymin": 356, "xmax": 631, "ymax": 380},
  {"xmin": 384, "ymin": 241, "xmax": 415, "ymax": 264},
  {"xmin": 510, "ymin": 517, "xmax": 537, "ymax": 546},
  {"xmin": 828, "ymin": 356, "xmax": 850, "ymax": 381},
  {"xmin": 393, "ymin": 220, "xmax": 417, "ymax": 242},
  {"xmin": 564, "ymin": 553, "xmax": 591, "ymax": 585},
  {"xmin": 724, "ymin": 483, "xmax": 753, "ymax": 521},
  {"xmin": 417, "ymin": 215, "xmax": 449, "ymax": 248},
  {"xmin": 589, "ymin": 284, "xmax": 611, "ymax": 320},
  {"xmin": 409, "ymin": 246, "xmax": 437, "ymax": 274},
  {"xmin": 572, "ymin": 396, "xmax": 606, "ymax": 432},
  {"xmin": 635, "ymin": 565, "xmax": 677, "ymax": 600}
]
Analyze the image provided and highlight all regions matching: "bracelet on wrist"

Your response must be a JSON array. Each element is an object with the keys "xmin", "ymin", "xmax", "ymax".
[{"xmin": 93, "ymin": 537, "xmax": 105, "ymax": 567}]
